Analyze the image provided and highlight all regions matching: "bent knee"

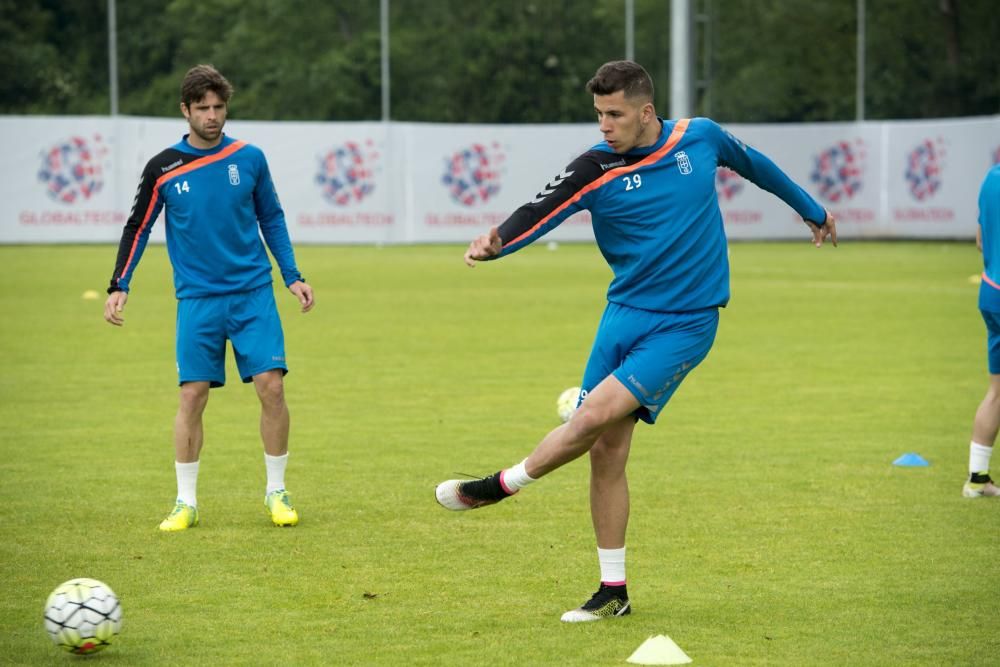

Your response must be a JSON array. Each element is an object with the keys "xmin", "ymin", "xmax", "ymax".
[{"xmin": 566, "ymin": 405, "xmax": 615, "ymax": 442}]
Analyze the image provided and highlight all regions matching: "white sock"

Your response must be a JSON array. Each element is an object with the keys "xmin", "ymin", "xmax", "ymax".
[
  {"xmin": 499, "ymin": 459, "xmax": 536, "ymax": 494},
  {"xmin": 970, "ymin": 442, "xmax": 993, "ymax": 474},
  {"xmin": 265, "ymin": 453, "xmax": 289, "ymax": 494},
  {"xmin": 175, "ymin": 461, "xmax": 199, "ymax": 507},
  {"xmin": 598, "ymin": 547, "xmax": 627, "ymax": 586}
]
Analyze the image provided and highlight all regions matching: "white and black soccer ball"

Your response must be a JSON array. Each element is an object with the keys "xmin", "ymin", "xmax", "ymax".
[
  {"xmin": 43, "ymin": 578, "xmax": 122, "ymax": 654},
  {"xmin": 557, "ymin": 386, "xmax": 582, "ymax": 423}
]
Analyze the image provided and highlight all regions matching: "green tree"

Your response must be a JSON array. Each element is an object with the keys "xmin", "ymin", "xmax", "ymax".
[
  {"xmin": 2, "ymin": 0, "xmax": 996, "ymax": 122},
  {"xmin": 706, "ymin": 0, "xmax": 857, "ymax": 122},
  {"xmin": 0, "ymin": 0, "xmax": 108, "ymax": 114},
  {"xmin": 389, "ymin": 0, "xmax": 625, "ymax": 122},
  {"xmin": 865, "ymin": 0, "xmax": 999, "ymax": 119},
  {"xmin": 703, "ymin": 0, "xmax": 999, "ymax": 122},
  {"xmin": 115, "ymin": 1, "xmax": 382, "ymax": 120}
]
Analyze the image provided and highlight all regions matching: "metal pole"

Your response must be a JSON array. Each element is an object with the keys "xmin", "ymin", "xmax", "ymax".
[
  {"xmin": 381, "ymin": 0, "xmax": 390, "ymax": 121},
  {"xmin": 108, "ymin": 0, "xmax": 118, "ymax": 115},
  {"xmin": 856, "ymin": 0, "xmax": 865, "ymax": 120},
  {"xmin": 702, "ymin": 0, "xmax": 712, "ymax": 116},
  {"xmin": 625, "ymin": 0, "xmax": 635, "ymax": 61},
  {"xmin": 670, "ymin": 0, "xmax": 691, "ymax": 118},
  {"xmin": 693, "ymin": 0, "xmax": 711, "ymax": 116}
]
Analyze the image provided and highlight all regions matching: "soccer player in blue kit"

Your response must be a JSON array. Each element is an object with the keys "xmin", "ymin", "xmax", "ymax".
[
  {"xmin": 103, "ymin": 65, "xmax": 314, "ymax": 530},
  {"xmin": 436, "ymin": 61, "xmax": 837, "ymax": 621},
  {"xmin": 964, "ymin": 162, "xmax": 1000, "ymax": 498}
]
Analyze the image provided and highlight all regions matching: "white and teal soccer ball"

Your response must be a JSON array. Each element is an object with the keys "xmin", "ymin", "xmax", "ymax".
[
  {"xmin": 43, "ymin": 578, "xmax": 122, "ymax": 654},
  {"xmin": 557, "ymin": 386, "xmax": 582, "ymax": 423}
]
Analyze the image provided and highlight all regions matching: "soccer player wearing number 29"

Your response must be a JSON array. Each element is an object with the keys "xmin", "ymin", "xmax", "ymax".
[
  {"xmin": 436, "ymin": 61, "xmax": 837, "ymax": 622},
  {"xmin": 103, "ymin": 65, "xmax": 314, "ymax": 531}
]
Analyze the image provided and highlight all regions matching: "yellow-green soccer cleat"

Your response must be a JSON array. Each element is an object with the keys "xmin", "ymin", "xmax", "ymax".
[
  {"xmin": 158, "ymin": 500, "xmax": 198, "ymax": 531},
  {"xmin": 560, "ymin": 584, "xmax": 631, "ymax": 623},
  {"xmin": 265, "ymin": 489, "xmax": 299, "ymax": 526},
  {"xmin": 963, "ymin": 473, "xmax": 1000, "ymax": 498}
]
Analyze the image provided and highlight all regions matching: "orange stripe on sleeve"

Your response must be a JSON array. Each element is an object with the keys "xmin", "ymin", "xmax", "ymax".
[
  {"xmin": 117, "ymin": 141, "xmax": 248, "ymax": 281},
  {"xmin": 118, "ymin": 188, "xmax": 161, "ymax": 281},
  {"xmin": 504, "ymin": 119, "xmax": 690, "ymax": 249},
  {"xmin": 154, "ymin": 140, "xmax": 246, "ymax": 187}
]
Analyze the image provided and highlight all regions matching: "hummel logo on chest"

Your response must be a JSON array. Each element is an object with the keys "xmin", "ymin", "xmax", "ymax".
[{"xmin": 160, "ymin": 159, "xmax": 183, "ymax": 173}]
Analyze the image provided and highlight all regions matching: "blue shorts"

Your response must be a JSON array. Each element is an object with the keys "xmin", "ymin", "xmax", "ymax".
[
  {"xmin": 580, "ymin": 303, "xmax": 719, "ymax": 424},
  {"xmin": 176, "ymin": 283, "xmax": 287, "ymax": 387},
  {"xmin": 981, "ymin": 309, "xmax": 1000, "ymax": 374}
]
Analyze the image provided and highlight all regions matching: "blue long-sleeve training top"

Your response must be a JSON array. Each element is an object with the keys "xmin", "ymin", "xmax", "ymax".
[
  {"xmin": 978, "ymin": 164, "xmax": 1000, "ymax": 311},
  {"xmin": 108, "ymin": 134, "xmax": 302, "ymax": 299},
  {"xmin": 493, "ymin": 117, "xmax": 827, "ymax": 313}
]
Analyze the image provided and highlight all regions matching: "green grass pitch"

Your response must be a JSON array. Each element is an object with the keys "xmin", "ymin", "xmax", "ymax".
[{"xmin": 1, "ymin": 241, "xmax": 998, "ymax": 665}]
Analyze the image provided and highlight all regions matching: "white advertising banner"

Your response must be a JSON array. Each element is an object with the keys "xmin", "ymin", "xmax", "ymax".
[
  {"xmin": 883, "ymin": 117, "xmax": 996, "ymax": 238},
  {"xmin": 1, "ymin": 114, "xmax": 997, "ymax": 244},
  {"xmin": 231, "ymin": 120, "xmax": 397, "ymax": 244},
  {"xmin": 723, "ymin": 122, "xmax": 886, "ymax": 240},
  {"xmin": 399, "ymin": 122, "xmax": 598, "ymax": 243},
  {"xmin": 5, "ymin": 116, "xmax": 123, "ymax": 242}
]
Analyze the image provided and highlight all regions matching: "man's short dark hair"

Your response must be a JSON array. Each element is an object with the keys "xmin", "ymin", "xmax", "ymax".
[
  {"xmin": 181, "ymin": 65, "xmax": 234, "ymax": 107},
  {"xmin": 586, "ymin": 61, "xmax": 654, "ymax": 102}
]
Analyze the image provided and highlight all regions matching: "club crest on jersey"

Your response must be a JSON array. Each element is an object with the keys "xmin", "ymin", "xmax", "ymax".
[
  {"xmin": 676, "ymin": 151, "xmax": 693, "ymax": 175},
  {"xmin": 228, "ymin": 164, "xmax": 240, "ymax": 185}
]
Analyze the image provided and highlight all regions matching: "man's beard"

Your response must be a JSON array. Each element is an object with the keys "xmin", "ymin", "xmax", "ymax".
[{"xmin": 192, "ymin": 124, "xmax": 221, "ymax": 143}]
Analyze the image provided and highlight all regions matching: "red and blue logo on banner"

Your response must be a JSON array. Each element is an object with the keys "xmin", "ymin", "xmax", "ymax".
[
  {"xmin": 810, "ymin": 139, "xmax": 865, "ymax": 203},
  {"xmin": 715, "ymin": 167, "xmax": 744, "ymax": 201},
  {"xmin": 37, "ymin": 135, "xmax": 108, "ymax": 204},
  {"xmin": 442, "ymin": 143, "xmax": 504, "ymax": 207},
  {"xmin": 316, "ymin": 141, "xmax": 378, "ymax": 206},
  {"xmin": 905, "ymin": 138, "xmax": 945, "ymax": 201}
]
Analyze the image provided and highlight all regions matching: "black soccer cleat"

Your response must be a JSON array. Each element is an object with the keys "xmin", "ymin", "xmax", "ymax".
[{"xmin": 435, "ymin": 471, "xmax": 515, "ymax": 510}]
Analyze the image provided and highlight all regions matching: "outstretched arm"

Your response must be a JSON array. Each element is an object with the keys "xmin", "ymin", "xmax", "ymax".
[
  {"xmin": 463, "ymin": 226, "xmax": 503, "ymax": 267},
  {"xmin": 461, "ymin": 154, "xmax": 602, "ymax": 266},
  {"xmin": 714, "ymin": 121, "xmax": 834, "ymax": 247},
  {"xmin": 806, "ymin": 209, "xmax": 838, "ymax": 248}
]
